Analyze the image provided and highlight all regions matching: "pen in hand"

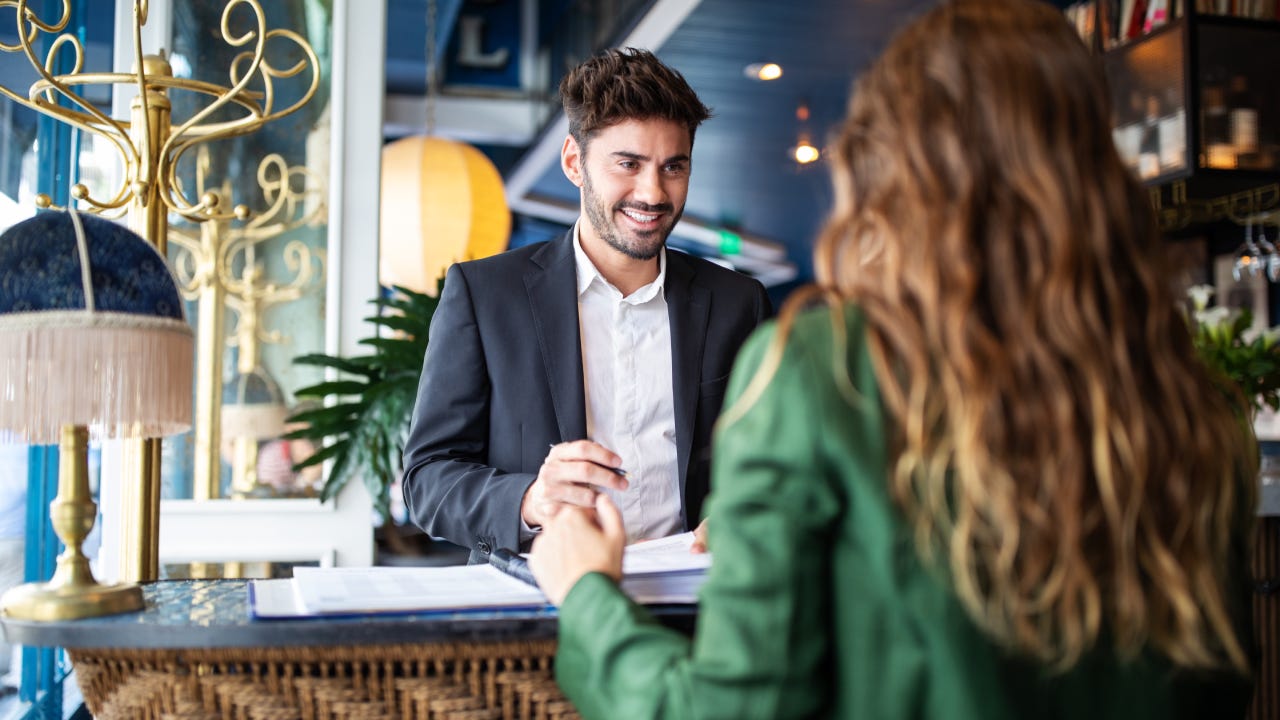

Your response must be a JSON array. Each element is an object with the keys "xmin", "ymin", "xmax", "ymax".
[{"xmin": 548, "ymin": 443, "xmax": 629, "ymax": 477}]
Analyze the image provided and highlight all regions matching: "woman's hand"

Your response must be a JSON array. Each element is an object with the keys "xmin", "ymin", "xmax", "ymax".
[{"xmin": 529, "ymin": 493, "xmax": 626, "ymax": 606}]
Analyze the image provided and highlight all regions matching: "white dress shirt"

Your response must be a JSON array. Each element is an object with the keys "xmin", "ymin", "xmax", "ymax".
[{"xmin": 573, "ymin": 225, "xmax": 682, "ymax": 543}]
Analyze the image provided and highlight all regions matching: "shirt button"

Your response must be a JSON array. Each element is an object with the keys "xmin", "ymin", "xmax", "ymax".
[{"xmin": 477, "ymin": 541, "xmax": 491, "ymax": 555}]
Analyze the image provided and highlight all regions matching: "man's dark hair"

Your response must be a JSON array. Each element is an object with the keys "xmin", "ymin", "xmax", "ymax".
[{"xmin": 558, "ymin": 47, "xmax": 711, "ymax": 150}]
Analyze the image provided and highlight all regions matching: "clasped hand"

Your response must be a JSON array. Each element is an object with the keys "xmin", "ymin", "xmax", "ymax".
[
  {"xmin": 529, "ymin": 493, "xmax": 626, "ymax": 605},
  {"xmin": 520, "ymin": 439, "xmax": 630, "ymax": 528},
  {"xmin": 528, "ymin": 495, "xmax": 711, "ymax": 605}
]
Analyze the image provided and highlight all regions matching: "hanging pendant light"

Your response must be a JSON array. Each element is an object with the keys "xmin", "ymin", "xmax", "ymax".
[{"xmin": 377, "ymin": 0, "xmax": 510, "ymax": 295}]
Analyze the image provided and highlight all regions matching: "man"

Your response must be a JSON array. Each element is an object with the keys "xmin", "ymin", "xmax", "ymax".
[{"xmin": 401, "ymin": 48, "xmax": 771, "ymax": 563}]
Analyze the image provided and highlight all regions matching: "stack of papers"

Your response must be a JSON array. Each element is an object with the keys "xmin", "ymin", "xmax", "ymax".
[
  {"xmin": 618, "ymin": 531, "xmax": 711, "ymax": 606},
  {"xmin": 250, "ymin": 531, "xmax": 711, "ymax": 619}
]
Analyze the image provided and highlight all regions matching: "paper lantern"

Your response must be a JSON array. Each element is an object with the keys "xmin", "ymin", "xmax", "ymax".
[{"xmin": 379, "ymin": 136, "xmax": 511, "ymax": 294}]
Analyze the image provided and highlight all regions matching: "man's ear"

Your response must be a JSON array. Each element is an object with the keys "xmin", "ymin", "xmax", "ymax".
[{"xmin": 560, "ymin": 135, "xmax": 584, "ymax": 188}]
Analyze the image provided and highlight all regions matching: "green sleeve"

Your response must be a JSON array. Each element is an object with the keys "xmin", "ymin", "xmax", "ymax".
[{"xmin": 555, "ymin": 318, "xmax": 850, "ymax": 719}]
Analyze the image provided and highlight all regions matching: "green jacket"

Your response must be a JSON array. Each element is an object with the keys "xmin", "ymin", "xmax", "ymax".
[{"xmin": 556, "ymin": 307, "xmax": 1253, "ymax": 719}]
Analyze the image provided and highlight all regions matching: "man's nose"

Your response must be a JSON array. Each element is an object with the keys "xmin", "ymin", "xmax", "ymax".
[{"xmin": 631, "ymin": 168, "xmax": 667, "ymax": 206}]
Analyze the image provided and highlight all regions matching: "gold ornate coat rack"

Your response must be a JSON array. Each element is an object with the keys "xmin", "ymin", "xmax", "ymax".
[{"xmin": 0, "ymin": 0, "xmax": 319, "ymax": 583}]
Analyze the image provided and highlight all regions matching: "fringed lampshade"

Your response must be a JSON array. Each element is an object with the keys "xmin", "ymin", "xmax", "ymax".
[
  {"xmin": 378, "ymin": 136, "xmax": 511, "ymax": 295},
  {"xmin": 0, "ymin": 209, "xmax": 193, "ymax": 621},
  {"xmin": 0, "ymin": 210, "xmax": 194, "ymax": 442}
]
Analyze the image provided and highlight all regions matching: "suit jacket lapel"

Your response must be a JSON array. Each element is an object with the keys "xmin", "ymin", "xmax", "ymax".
[
  {"xmin": 666, "ymin": 251, "xmax": 710, "ymax": 490},
  {"xmin": 525, "ymin": 232, "xmax": 588, "ymax": 442}
]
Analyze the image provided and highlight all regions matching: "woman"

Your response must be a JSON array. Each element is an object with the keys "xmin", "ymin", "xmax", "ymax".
[{"xmin": 528, "ymin": 1, "xmax": 1257, "ymax": 717}]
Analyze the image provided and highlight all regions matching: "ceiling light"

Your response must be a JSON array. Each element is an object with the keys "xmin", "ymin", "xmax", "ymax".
[
  {"xmin": 793, "ymin": 141, "xmax": 820, "ymax": 164},
  {"xmin": 744, "ymin": 62, "xmax": 782, "ymax": 81},
  {"xmin": 790, "ymin": 100, "xmax": 818, "ymax": 164}
]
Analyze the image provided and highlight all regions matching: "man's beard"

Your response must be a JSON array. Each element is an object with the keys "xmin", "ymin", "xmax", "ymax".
[{"xmin": 582, "ymin": 169, "xmax": 682, "ymax": 261}]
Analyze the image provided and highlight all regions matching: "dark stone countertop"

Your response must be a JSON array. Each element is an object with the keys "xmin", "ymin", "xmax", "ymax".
[
  {"xmin": 1, "ymin": 579, "xmax": 697, "ymax": 650},
  {"xmin": 0, "ymin": 579, "xmax": 569, "ymax": 650}
]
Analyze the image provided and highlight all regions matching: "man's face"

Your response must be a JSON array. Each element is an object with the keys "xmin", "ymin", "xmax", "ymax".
[{"xmin": 561, "ymin": 118, "xmax": 692, "ymax": 261}]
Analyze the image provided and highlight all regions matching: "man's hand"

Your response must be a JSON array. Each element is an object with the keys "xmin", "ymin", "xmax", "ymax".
[
  {"xmin": 690, "ymin": 518, "xmax": 709, "ymax": 554},
  {"xmin": 521, "ymin": 440, "xmax": 630, "ymax": 529},
  {"xmin": 529, "ymin": 494, "xmax": 626, "ymax": 605}
]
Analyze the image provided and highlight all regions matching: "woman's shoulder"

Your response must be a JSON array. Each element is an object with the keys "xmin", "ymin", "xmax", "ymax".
[
  {"xmin": 744, "ymin": 302, "xmax": 867, "ymax": 358},
  {"xmin": 729, "ymin": 301, "xmax": 875, "ymax": 413},
  {"xmin": 742, "ymin": 299, "xmax": 870, "ymax": 371}
]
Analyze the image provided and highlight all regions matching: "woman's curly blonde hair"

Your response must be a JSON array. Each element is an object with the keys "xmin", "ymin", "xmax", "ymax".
[{"xmin": 770, "ymin": 0, "xmax": 1254, "ymax": 672}]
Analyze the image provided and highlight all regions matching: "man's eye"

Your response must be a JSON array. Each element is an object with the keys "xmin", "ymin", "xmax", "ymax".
[
  {"xmin": 664, "ymin": 164, "xmax": 687, "ymax": 174},
  {"xmin": 619, "ymin": 161, "xmax": 638, "ymax": 170}
]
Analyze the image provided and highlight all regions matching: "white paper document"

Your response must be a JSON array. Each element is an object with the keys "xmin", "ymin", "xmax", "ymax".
[
  {"xmin": 248, "ymin": 578, "xmax": 307, "ymax": 618},
  {"xmin": 622, "ymin": 531, "xmax": 712, "ymax": 576},
  {"xmin": 290, "ymin": 565, "xmax": 547, "ymax": 615},
  {"xmin": 620, "ymin": 572, "xmax": 705, "ymax": 604},
  {"xmin": 249, "ymin": 531, "xmax": 713, "ymax": 619}
]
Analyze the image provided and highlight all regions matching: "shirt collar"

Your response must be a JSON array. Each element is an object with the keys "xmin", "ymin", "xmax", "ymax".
[{"xmin": 572, "ymin": 221, "xmax": 667, "ymax": 301}]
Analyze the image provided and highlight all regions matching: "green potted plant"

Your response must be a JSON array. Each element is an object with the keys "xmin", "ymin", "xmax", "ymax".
[
  {"xmin": 1185, "ymin": 284, "xmax": 1280, "ymax": 417},
  {"xmin": 284, "ymin": 283, "xmax": 439, "ymax": 520}
]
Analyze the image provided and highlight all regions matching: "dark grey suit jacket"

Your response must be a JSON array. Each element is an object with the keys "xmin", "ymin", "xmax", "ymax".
[{"xmin": 400, "ymin": 231, "xmax": 771, "ymax": 561}]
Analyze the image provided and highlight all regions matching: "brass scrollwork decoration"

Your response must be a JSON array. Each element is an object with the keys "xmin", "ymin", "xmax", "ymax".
[{"xmin": 0, "ymin": 0, "xmax": 319, "ymax": 221}]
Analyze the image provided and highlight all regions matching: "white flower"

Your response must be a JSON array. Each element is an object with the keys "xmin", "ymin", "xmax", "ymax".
[
  {"xmin": 1194, "ymin": 306, "xmax": 1234, "ymax": 331},
  {"xmin": 1187, "ymin": 284, "xmax": 1215, "ymax": 312},
  {"xmin": 1242, "ymin": 324, "xmax": 1280, "ymax": 346},
  {"xmin": 1260, "ymin": 326, "xmax": 1280, "ymax": 348}
]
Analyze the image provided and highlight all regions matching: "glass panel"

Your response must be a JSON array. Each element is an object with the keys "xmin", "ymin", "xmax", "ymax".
[
  {"xmin": 1104, "ymin": 21, "xmax": 1188, "ymax": 183},
  {"xmin": 1196, "ymin": 20, "xmax": 1279, "ymax": 172},
  {"xmin": 1, "ymin": 1, "xmax": 118, "ymax": 705},
  {"xmin": 161, "ymin": 0, "xmax": 334, "ymax": 502},
  {"xmin": 539, "ymin": 0, "xmax": 650, "ymax": 98},
  {"xmin": 0, "ymin": 36, "xmax": 40, "ymax": 229}
]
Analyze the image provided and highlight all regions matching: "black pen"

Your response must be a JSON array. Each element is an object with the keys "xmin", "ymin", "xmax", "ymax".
[
  {"xmin": 548, "ymin": 443, "xmax": 629, "ymax": 477},
  {"xmin": 488, "ymin": 548, "xmax": 540, "ymax": 589}
]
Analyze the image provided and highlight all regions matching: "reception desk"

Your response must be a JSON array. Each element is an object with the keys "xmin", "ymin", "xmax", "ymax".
[
  {"xmin": 1, "ymin": 580, "xmax": 697, "ymax": 720},
  {"xmin": 2, "ymin": 516, "xmax": 1275, "ymax": 720}
]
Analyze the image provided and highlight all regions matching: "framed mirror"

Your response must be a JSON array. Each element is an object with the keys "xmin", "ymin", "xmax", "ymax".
[{"xmin": 91, "ymin": 0, "xmax": 383, "ymax": 578}]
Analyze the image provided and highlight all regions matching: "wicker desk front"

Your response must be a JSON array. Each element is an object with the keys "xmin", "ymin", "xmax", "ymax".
[{"xmin": 1, "ymin": 579, "xmax": 689, "ymax": 720}]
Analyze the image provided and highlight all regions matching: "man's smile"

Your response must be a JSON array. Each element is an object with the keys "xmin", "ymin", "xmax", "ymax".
[{"xmin": 617, "ymin": 204, "xmax": 671, "ymax": 231}]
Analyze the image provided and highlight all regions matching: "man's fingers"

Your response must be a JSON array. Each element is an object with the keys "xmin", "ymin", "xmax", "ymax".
[
  {"xmin": 543, "ymin": 459, "xmax": 628, "ymax": 492},
  {"xmin": 546, "ymin": 440, "xmax": 624, "ymax": 475},
  {"xmin": 544, "ymin": 482, "xmax": 598, "ymax": 508},
  {"xmin": 577, "ymin": 465, "xmax": 628, "ymax": 491},
  {"xmin": 690, "ymin": 519, "xmax": 709, "ymax": 554}
]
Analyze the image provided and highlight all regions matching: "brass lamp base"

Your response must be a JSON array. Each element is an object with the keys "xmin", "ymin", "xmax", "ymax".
[
  {"xmin": 1, "ymin": 580, "xmax": 143, "ymax": 621},
  {"xmin": 0, "ymin": 425, "xmax": 147, "ymax": 621}
]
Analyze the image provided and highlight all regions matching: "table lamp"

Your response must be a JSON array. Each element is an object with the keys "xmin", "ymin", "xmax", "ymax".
[{"xmin": 0, "ymin": 210, "xmax": 193, "ymax": 621}]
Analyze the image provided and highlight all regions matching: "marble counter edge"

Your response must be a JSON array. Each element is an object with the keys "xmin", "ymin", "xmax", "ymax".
[{"xmin": 0, "ymin": 580, "xmax": 563, "ymax": 650}]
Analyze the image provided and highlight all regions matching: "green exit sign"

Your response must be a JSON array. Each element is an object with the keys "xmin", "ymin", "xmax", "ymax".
[{"xmin": 718, "ymin": 230, "xmax": 742, "ymax": 255}]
